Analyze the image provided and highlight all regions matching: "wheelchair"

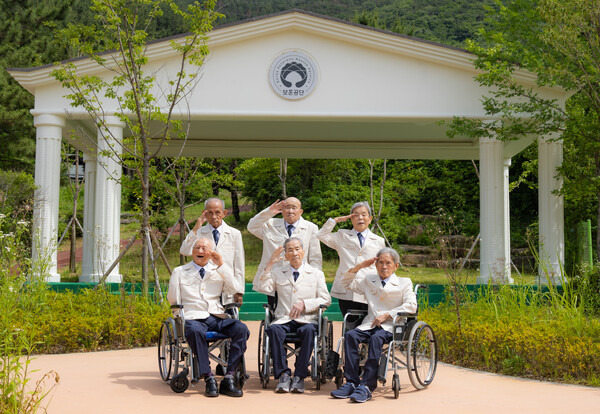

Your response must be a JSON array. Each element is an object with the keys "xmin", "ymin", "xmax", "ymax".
[
  {"xmin": 157, "ymin": 303, "xmax": 248, "ymax": 393},
  {"xmin": 257, "ymin": 303, "xmax": 334, "ymax": 390},
  {"xmin": 332, "ymin": 284, "xmax": 437, "ymax": 398}
]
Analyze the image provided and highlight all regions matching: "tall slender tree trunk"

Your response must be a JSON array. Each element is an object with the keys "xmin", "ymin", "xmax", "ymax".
[
  {"xmin": 70, "ymin": 151, "xmax": 80, "ymax": 273},
  {"xmin": 594, "ymin": 152, "xmax": 600, "ymax": 259},
  {"xmin": 179, "ymin": 199, "xmax": 186, "ymax": 266},
  {"xmin": 230, "ymin": 189, "xmax": 240, "ymax": 222},
  {"xmin": 212, "ymin": 158, "xmax": 221, "ymax": 196},
  {"xmin": 141, "ymin": 155, "xmax": 151, "ymax": 296},
  {"xmin": 597, "ymin": 190, "xmax": 600, "ymax": 262},
  {"xmin": 279, "ymin": 158, "xmax": 287, "ymax": 198},
  {"xmin": 229, "ymin": 159, "xmax": 240, "ymax": 222}
]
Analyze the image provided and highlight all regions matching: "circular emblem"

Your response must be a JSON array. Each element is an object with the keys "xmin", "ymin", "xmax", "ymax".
[{"xmin": 269, "ymin": 50, "xmax": 318, "ymax": 100}]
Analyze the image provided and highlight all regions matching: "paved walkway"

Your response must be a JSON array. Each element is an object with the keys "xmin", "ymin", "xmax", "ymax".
[{"xmin": 30, "ymin": 321, "xmax": 599, "ymax": 414}]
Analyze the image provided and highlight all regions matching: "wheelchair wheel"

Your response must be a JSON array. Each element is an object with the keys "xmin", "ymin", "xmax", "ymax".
[
  {"xmin": 170, "ymin": 369, "xmax": 189, "ymax": 393},
  {"xmin": 407, "ymin": 321, "xmax": 437, "ymax": 390},
  {"xmin": 158, "ymin": 320, "xmax": 177, "ymax": 381},
  {"xmin": 257, "ymin": 320, "xmax": 270, "ymax": 388},
  {"xmin": 315, "ymin": 367, "xmax": 322, "ymax": 390},
  {"xmin": 319, "ymin": 317, "xmax": 331, "ymax": 384},
  {"xmin": 392, "ymin": 373, "xmax": 400, "ymax": 399},
  {"xmin": 234, "ymin": 366, "xmax": 247, "ymax": 389},
  {"xmin": 334, "ymin": 369, "xmax": 344, "ymax": 389}
]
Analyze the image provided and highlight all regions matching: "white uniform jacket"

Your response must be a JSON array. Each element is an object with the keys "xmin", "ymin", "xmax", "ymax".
[
  {"xmin": 340, "ymin": 271, "xmax": 417, "ymax": 334},
  {"xmin": 167, "ymin": 261, "xmax": 241, "ymax": 320},
  {"xmin": 256, "ymin": 263, "xmax": 331, "ymax": 325},
  {"xmin": 248, "ymin": 208, "xmax": 322, "ymax": 291},
  {"xmin": 179, "ymin": 221, "xmax": 245, "ymax": 295},
  {"xmin": 316, "ymin": 218, "xmax": 385, "ymax": 302}
]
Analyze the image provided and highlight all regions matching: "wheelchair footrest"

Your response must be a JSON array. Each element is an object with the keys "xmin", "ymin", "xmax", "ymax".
[{"xmin": 377, "ymin": 353, "xmax": 388, "ymax": 380}]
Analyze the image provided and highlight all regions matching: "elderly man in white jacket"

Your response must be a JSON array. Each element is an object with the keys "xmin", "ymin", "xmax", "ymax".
[
  {"xmin": 316, "ymin": 201, "xmax": 385, "ymax": 316},
  {"xmin": 168, "ymin": 237, "xmax": 249, "ymax": 398},
  {"xmin": 330, "ymin": 247, "xmax": 416, "ymax": 403},
  {"xmin": 249, "ymin": 197, "xmax": 322, "ymax": 307},
  {"xmin": 256, "ymin": 237, "xmax": 331, "ymax": 394},
  {"xmin": 179, "ymin": 197, "xmax": 245, "ymax": 305}
]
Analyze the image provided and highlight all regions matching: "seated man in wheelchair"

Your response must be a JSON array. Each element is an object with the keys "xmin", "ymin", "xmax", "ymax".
[
  {"xmin": 167, "ymin": 237, "xmax": 250, "ymax": 398},
  {"xmin": 256, "ymin": 237, "xmax": 331, "ymax": 393},
  {"xmin": 330, "ymin": 247, "xmax": 417, "ymax": 403}
]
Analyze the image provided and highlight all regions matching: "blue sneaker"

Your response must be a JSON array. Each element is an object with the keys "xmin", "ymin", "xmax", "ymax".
[
  {"xmin": 349, "ymin": 384, "xmax": 372, "ymax": 403},
  {"xmin": 330, "ymin": 382, "xmax": 356, "ymax": 399}
]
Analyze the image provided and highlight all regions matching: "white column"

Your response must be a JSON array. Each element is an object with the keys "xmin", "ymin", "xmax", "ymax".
[
  {"xmin": 93, "ymin": 116, "xmax": 124, "ymax": 283},
  {"xmin": 478, "ymin": 137, "xmax": 511, "ymax": 283},
  {"xmin": 32, "ymin": 114, "xmax": 64, "ymax": 282},
  {"xmin": 80, "ymin": 152, "xmax": 97, "ymax": 282},
  {"xmin": 504, "ymin": 158, "xmax": 514, "ymax": 283},
  {"xmin": 538, "ymin": 135, "xmax": 564, "ymax": 285}
]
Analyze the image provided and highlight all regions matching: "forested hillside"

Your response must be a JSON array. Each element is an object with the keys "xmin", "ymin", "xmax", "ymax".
[
  {"xmin": 213, "ymin": 0, "xmax": 498, "ymax": 47},
  {"xmin": 0, "ymin": 0, "xmax": 498, "ymax": 173}
]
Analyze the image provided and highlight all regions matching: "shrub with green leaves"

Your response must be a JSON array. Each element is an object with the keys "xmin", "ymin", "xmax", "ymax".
[
  {"xmin": 421, "ymin": 284, "xmax": 600, "ymax": 386},
  {"xmin": 26, "ymin": 288, "xmax": 170, "ymax": 354},
  {"xmin": 1, "ymin": 215, "xmax": 58, "ymax": 414}
]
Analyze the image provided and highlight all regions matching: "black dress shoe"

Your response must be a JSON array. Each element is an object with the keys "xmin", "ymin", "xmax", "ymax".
[
  {"xmin": 219, "ymin": 376, "xmax": 243, "ymax": 397},
  {"xmin": 205, "ymin": 376, "xmax": 219, "ymax": 397}
]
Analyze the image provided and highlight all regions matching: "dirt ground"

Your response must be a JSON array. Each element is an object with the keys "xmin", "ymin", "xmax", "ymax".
[{"xmin": 29, "ymin": 321, "xmax": 599, "ymax": 414}]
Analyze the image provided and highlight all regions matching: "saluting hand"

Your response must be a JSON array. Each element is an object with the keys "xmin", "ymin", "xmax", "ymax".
[
  {"xmin": 268, "ymin": 199, "xmax": 286, "ymax": 215},
  {"xmin": 192, "ymin": 210, "xmax": 208, "ymax": 231},
  {"xmin": 265, "ymin": 246, "xmax": 284, "ymax": 272},
  {"xmin": 347, "ymin": 256, "xmax": 377, "ymax": 274},
  {"xmin": 208, "ymin": 250, "xmax": 224, "ymax": 267},
  {"xmin": 334, "ymin": 214, "xmax": 353, "ymax": 223}
]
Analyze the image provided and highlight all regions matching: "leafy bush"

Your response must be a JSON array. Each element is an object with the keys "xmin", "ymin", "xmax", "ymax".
[
  {"xmin": 1, "ymin": 215, "xmax": 58, "ymax": 414},
  {"xmin": 24, "ymin": 288, "xmax": 170, "ymax": 354},
  {"xmin": 421, "ymin": 284, "xmax": 600, "ymax": 386}
]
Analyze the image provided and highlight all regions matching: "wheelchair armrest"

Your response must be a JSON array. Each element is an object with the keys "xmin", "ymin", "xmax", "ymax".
[
  {"xmin": 224, "ymin": 303, "xmax": 241, "ymax": 310},
  {"xmin": 170, "ymin": 304, "xmax": 183, "ymax": 309},
  {"xmin": 346, "ymin": 309, "xmax": 368, "ymax": 316},
  {"xmin": 393, "ymin": 312, "xmax": 417, "ymax": 330},
  {"xmin": 319, "ymin": 304, "xmax": 328, "ymax": 309},
  {"xmin": 263, "ymin": 303, "xmax": 275, "ymax": 311}
]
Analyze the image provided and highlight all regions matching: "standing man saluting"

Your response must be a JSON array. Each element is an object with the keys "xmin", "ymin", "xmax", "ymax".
[
  {"xmin": 248, "ymin": 197, "xmax": 322, "ymax": 306},
  {"xmin": 317, "ymin": 202, "xmax": 385, "ymax": 316},
  {"xmin": 180, "ymin": 197, "xmax": 245, "ymax": 305}
]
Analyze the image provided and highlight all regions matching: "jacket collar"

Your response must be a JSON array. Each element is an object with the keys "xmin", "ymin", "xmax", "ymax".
[
  {"xmin": 369, "ymin": 273, "xmax": 399, "ymax": 288},
  {"xmin": 281, "ymin": 263, "xmax": 313, "ymax": 283}
]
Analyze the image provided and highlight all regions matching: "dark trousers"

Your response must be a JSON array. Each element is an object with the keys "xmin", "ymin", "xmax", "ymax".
[
  {"xmin": 266, "ymin": 320, "xmax": 317, "ymax": 379},
  {"xmin": 185, "ymin": 315, "xmax": 249, "ymax": 377},
  {"xmin": 344, "ymin": 327, "xmax": 392, "ymax": 391}
]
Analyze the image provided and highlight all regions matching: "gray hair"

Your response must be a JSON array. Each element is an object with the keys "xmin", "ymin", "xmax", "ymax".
[
  {"xmin": 283, "ymin": 237, "xmax": 304, "ymax": 251},
  {"xmin": 193, "ymin": 236, "xmax": 215, "ymax": 250},
  {"xmin": 205, "ymin": 197, "xmax": 225, "ymax": 210},
  {"xmin": 376, "ymin": 247, "xmax": 400, "ymax": 265},
  {"xmin": 350, "ymin": 201, "xmax": 372, "ymax": 216}
]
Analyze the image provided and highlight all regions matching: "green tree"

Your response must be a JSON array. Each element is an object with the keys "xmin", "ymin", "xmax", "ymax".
[
  {"xmin": 447, "ymin": 0, "xmax": 600, "ymax": 265},
  {"xmin": 52, "ymin": 0, "xmax": 222, "ymax": 293},
  {"xmin": 0, "ymin": 0, "xmax": 76, "ymax": 173}
]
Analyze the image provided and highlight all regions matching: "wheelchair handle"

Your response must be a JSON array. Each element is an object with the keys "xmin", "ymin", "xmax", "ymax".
[{"xmin": 170, "ymin": 304, "xmax": 184, "ymax": 309}]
